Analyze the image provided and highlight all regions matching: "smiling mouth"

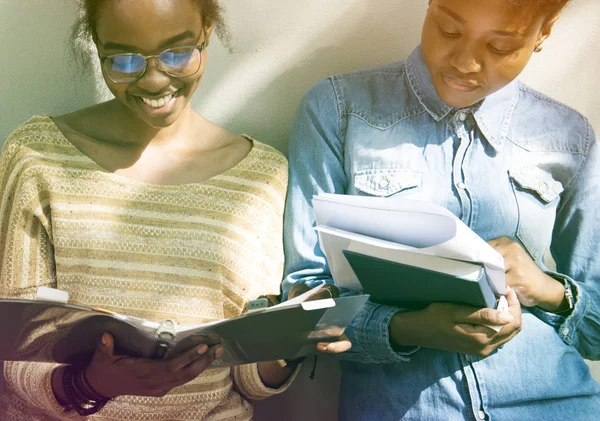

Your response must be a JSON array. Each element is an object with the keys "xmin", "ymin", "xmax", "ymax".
[
  {"xmin": 441, "ymin": 74, "xmax": 480, "ymax": 92},
  {"xmin": 138, "ymin": 92, "xmax": 179, "ymax": 109}
]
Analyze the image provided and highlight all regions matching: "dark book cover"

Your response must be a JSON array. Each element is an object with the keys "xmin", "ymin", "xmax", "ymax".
[
  {"xmin": 343, "ymin": 250, "xmax": 497, "ymax": 309},
  {"xmin": 0, "ymin": 295, "xmax": 368, "ymax": 365}
]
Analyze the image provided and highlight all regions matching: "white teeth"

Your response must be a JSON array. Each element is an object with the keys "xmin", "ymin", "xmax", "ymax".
[{"xmin": 140, "ymin": 93, "xmax": 174, "ymax": 109}]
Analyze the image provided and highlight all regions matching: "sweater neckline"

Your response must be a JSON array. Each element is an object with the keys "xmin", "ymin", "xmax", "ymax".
[{"xmin": 41, "ymin": 115, "xmax": 258, "ymax": 188}]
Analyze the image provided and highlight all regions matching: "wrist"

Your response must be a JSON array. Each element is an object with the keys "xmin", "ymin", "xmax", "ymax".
[
  {"xmin": 389, "ymin": 311, "xmax": 422, "ymax": 350},
  {"xmin": 51, "ymin": 366, "xmax": 68, "ymax": 406},
  {"xmin": 537, "ymin": 274, "xmax": 570, "ymax": 312},
  {"xmin": 85, "ymin": 363, "xmax": 117, "ymax": 399},
  {"xmin": 61, "ymin": 365, "xmax": 111, "ymax": 416},
  {"xmin": 257, "ymin": 360, "xmax": 296, "ymax": 388}
]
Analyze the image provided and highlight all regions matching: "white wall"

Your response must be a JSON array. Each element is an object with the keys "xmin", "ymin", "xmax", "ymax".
[
  {"xmin": 3, "ymin": 0, "xmax": 597, "ymax": 148},
  {"xmin": 0, "ymin": 0, "xmax": 599, "ymax": 419}
]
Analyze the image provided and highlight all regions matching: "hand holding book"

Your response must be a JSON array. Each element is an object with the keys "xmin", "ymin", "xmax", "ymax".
[
  {"xmin": 488, "ymin": 237, "xmax": 574, "ymax": 314},
  {"xmin": 52, "ymin": 332, "xmax": 223, "ymax": 405},
  {"xmin": 388, "ymin": 286, "xmax": 522, "ymax": 358},
  {"xmin": 310, "ymin": 194, "xmax": 522, "ymax": 357}
]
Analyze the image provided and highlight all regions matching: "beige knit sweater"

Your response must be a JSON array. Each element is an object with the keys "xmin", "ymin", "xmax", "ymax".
[{"xmin": 0, "ymin": 116, "xmax": 293, "ymax": 421}]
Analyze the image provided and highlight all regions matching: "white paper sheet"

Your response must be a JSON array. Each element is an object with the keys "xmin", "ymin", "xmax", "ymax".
[{"xmin": 313, "ymin": 194, "xmax": 506, "ymax": 295}]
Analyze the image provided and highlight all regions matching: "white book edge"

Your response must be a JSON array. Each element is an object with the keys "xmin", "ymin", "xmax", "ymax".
[
  {"xmin": 316, "ymin": 225, "xmax": 483, "ymax": 281},
  {"xmin": 312, "ymin": 193, "xmax": 506, "ymax": 295}
]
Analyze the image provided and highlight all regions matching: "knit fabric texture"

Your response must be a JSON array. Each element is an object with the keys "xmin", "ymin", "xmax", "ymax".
[{"xmin": 0, "ymin": 116, "xmax": 293, "ymax": 420}]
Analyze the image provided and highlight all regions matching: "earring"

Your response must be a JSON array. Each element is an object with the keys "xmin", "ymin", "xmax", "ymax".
[{"xmin": 534, "ymin": 45, "xmax": 543, "ymax": 53}]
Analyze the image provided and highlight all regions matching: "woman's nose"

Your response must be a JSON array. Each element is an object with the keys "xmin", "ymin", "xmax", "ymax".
[
  {"xmin": 135, "ymin": 57, "xmax": 172, "ymax": 92},
  {"xmin": 448, "ymin": 43, "xmax": 482, "ymax": 74}
]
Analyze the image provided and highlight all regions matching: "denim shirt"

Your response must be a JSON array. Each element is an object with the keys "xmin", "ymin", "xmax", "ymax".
[{"xmin": 283, "ymin": 46, "xmax": 600, "ymax": 421}]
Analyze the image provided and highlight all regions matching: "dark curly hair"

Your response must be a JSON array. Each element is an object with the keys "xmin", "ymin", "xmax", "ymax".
[{"xmin": 70, "ymin": 0, "xmax": 232, "ymax": 67}]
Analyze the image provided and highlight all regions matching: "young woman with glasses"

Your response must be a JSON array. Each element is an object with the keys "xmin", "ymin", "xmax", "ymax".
[
  {"xmin": 284, "ymin": 0, "xmax": 600, "ymax": 419},
  {"xmin": 0, "ymin": 0, "xmax": 297, "ymax": 419}
]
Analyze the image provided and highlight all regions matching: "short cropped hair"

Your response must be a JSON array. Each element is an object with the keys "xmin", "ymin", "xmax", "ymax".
[{"xmin": 507, "ymin": 0, "xmax": 572, "ymax": 17}]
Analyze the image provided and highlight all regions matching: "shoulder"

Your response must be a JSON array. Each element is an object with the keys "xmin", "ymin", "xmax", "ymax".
[
  {"xmin": 329, "ymin": 61, "xmax": 409, "ymax": 104},
  {"xmin": 300, "ymin": 61, "xmax": 419, "ymax": 128},
  {"xmin": 0, "ymin": 116, "xmax": 66, "ymax": 197},
  {"xmin": 510, "ymin": 82, "xmax": 594, "ymax": 155},
  {"xmin": 2, "ymin": 115, "xmax": 69, "ymax": 165},
  {"xmin": 4, "ymin": 115, "xmax": 61, "ymax": 148}
]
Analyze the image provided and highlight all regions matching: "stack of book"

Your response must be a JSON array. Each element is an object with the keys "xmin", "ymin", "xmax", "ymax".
[{"xmin": 313, "ymin": 194, "xmax": 506, "ymax": 310}]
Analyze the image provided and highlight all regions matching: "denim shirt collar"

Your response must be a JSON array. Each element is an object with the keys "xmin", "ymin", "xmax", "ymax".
[{"xmin": 405, "ymin": 45, "xmax": 519, "ymax": 152}]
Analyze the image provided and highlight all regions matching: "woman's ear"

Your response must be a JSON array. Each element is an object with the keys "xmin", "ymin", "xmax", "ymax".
[
  {"xmin": 535, "ymin": 14, "xmax": 560, "ymax": 51},
  {"xmin": 203, "ymin": 22, "xmax": 215, "ymax": 47}
]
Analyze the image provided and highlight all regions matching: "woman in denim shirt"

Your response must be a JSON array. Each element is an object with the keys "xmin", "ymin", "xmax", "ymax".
[{"xmin": 283, "ymin": 0, "xmax": 600, "ymax": 420}]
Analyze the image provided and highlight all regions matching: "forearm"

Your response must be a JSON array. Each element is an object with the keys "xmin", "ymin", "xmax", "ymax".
[
  {"xmin": 388, "ymin": 310, "xmax": 425, "ymax": 349},
  {"xmin": 529, "ymin": 275, "xmax": 600, "ymax": 360},
  {"xmin": 51, "ymin": 366, "xmax": 68, "ymax": 406},
  {"xmin": 3, "ymin": 361, "xmax": 81, "ymax": 420},
  {"xmin": 232, "ymin": 363, "xmax": 298, "ymax": 401},
  {"xmin": 535, "ymin": 273, "xmax": 572, "ymax": 313},
  {"xmin": 544, "ymin": 125, "xmax": 600, "ymax": 358}
]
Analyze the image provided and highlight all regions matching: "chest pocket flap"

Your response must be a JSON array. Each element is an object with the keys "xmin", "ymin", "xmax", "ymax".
[
  {"xmin": 508, "ymin": 165, "xmax": 563, "ymax": 261},
  {"xmin": 509, "ymin": 166, "xmax": 564, "ymax": 203},
  {"xmin": 354, "ymin": 168, "xmax": 421, "ymax": 197}
]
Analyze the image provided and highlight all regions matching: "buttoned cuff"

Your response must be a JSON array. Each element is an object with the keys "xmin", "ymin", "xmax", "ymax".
[
  {"xmin": 341, "ymin": 300, "xmax": 420, "ymax": 364},
  {"xmin": 529, "ymin": 271, "xmax": 586, "ymax": 346}
]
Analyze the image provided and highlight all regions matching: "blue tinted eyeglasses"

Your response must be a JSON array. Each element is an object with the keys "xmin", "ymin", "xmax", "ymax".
[{"xmin": 99, "ymin": 42, "xmax": 206, "ymax": 84}]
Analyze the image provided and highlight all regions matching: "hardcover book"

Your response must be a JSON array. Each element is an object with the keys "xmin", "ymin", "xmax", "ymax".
[{"xmin": 342, "ymin": 249, "xmax": 496, "ymax": 309}]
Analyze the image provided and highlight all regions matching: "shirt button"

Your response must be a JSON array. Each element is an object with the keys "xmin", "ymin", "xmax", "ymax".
[
  {"xmin": 465, "ymin": 355, "xmax": 472, "ymax": 363},
  {"xmin": 458, "ymin": 112, "xmax": 468, "ymax": 122},
  {"xmin": 378, "ymin": 177, "xmax": 390, "ymax": 189},
  {"xmin": 477, "ymin": 410, "xmax": 486, "ymax": 420},
  {"xmin": 457, "ymin": 181, "xmax": 467, "ymax": 190},
  {"xmin": 562, "ymin": 327, "xmax": 570, "ymax": 336}
]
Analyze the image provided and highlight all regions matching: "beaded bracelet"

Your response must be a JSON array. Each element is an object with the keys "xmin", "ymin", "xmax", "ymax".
[
  {"xmin": 62, "ymin": 365, "xmax": 111, "ymax": 416},
  {"xmin": 78, "ymin": 368, "xmax": 110, "ymax": 403}
]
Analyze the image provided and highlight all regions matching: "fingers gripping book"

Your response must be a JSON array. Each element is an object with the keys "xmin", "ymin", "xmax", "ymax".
[{"xmin": 0, "ymin": 285, "xmax": 368, "ymax": 366}]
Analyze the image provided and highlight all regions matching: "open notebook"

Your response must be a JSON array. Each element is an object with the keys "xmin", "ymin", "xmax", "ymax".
[{"xmin": 0, "ymin": 285, "xmax": 368, "ymax": 366}]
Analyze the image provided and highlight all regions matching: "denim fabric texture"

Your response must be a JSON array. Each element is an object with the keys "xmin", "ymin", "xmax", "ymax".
[{"xmin": 283, "ymin": 46, "xmax": 600, "ymax": 421}]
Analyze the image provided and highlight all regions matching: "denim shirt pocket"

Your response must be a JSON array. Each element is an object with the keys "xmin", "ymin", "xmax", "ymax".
[
  {"xmin": 509, "ymin": 166, "xmax": 563, "ymax": 261},
  {"xmin": 354, "ymin": 168, "xmax": 422, "ymax": 197}
]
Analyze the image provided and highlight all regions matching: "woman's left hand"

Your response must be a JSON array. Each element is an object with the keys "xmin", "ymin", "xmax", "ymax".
[{"xmin": 488, "ymin": 237, "xmax": 566, "ymax": 311}]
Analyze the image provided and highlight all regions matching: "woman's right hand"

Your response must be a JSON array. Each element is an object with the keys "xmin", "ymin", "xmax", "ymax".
[
  {"xmin": 288, "ymin": 283, "xmax": 353, "ymax": 354},
  {"xmin": 389, "ymin": 286, "xmax": 522, "ymax": 357},
  {"xmin": 84, "ymin": 333, "xmax": 223, "ymax": 398}
]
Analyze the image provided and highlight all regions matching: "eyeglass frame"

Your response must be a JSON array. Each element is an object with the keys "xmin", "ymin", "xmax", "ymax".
[{"xmin": 97, "ymin": 33, "xmax": 207, "ymax": 84}]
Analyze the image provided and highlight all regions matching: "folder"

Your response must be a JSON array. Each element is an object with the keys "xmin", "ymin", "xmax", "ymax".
[{"xmin": 0, "ymin": 294, "xmax": 368, "ymax": 366}]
